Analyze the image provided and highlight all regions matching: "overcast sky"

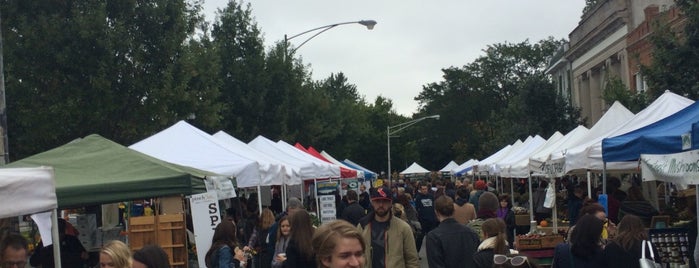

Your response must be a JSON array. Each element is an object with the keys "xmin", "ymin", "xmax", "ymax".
[{"xmin": 202, "ymin": 1, "xmax": 586, "ymax": 116}]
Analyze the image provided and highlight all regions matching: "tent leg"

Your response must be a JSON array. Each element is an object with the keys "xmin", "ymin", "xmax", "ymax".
[
  {"xmin": 314, "ymin": 178, "xmax": 320, "ymax": 219},
  {"xmin": 587, "ymin": 171, "xmax": 592, "ymax": 199},
  {"xmin": 602, "ymin": 163, "xmax": 607, "ymax": 194},
  {"xmin": 52, "ymin": 209, "xmax": 63, "ymax": 268},
  {"xmin": 551, "ymin": 176, "xmax": 558, "ymax": 234},
  {"xmin": 528, "ymin": 174, "xmax": 534, "ymax": 224},
  {"xmin": 282, "ymin": 183, "xmax": 287, "ymax": 212},
  {"xmin": 510, "ymin": 178, "xmax": 515, "ymax": 207},
  {"xmin": 257, "ymin": 185, "xmax": 263, "ymax": 215}
]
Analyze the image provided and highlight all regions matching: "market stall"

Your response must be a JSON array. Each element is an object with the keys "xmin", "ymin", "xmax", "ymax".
[{"xmin": 6, "ymin": 134, "xmax": 218, "ymax": 268}]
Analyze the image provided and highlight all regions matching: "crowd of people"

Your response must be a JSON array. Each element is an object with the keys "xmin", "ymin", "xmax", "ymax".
[{"xmin": 2, "ymin": 175, "xmax": 698, "ymax": 268}]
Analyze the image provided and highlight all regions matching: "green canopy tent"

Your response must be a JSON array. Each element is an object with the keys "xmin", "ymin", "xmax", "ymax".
[{"xmin": 5, "ymin": 134, "xmax": 217, "ymax": 208}]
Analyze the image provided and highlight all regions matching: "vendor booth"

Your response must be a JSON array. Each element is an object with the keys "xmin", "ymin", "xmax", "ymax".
[{"xmin": 6, "ymin": 134, "xmax": 218, "ymax": 268}]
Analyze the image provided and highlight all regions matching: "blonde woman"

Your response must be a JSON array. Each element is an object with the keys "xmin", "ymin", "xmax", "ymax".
[
  {"xmin": 312, "ymin": 220, "xmax": 365, "ymax": 268},
  {"xmin": 100, "ymin": 240, "xmax": 132, "ymax": 268},
  {"xmin": 244, "ymin": 208, "xmax": 276, "ymax": 268}
]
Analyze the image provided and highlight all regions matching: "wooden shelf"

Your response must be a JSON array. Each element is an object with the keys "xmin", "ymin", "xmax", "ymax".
[{"xmin": 129, "ymin": 213, "xmax": 188, "ymax": 268}]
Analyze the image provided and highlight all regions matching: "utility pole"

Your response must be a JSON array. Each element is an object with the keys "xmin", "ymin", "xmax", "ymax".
[{"xmin": 0, "ymin": 11, "xmax": 9, "ymax": 164}]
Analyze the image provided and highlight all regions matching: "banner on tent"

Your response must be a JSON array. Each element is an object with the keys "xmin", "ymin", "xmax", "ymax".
[
  {"xmin": 538, "ymin": 158, "xmax": 566, "ymax": 177},
  {"xmin": 641, "ymin": 149, "xmax": 699, "ymax": 185}
]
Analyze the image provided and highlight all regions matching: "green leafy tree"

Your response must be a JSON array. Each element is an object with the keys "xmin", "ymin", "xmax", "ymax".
[
  {"xmin": 601, "ymin": 75, "xmax": 650, "ymax": 113},
  {"xmin": 414, "ymin": 38, "xmax": 580, "ymax": 167},
  {"xmin": 212, "ymin": 1, "xmax": 269, "ymax": 140},
  {"xmin": 641, "ymin": 0, "xmax": 699, "ymax": 99},
  {"xmin": 3, "ymin": 0, "xmax": 217, "ymax": 159}
]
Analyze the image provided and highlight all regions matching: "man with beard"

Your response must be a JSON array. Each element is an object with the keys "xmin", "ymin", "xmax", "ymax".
[{"xmin": 358, "ymin": 186, "xmax": 419, "ymax": 268}]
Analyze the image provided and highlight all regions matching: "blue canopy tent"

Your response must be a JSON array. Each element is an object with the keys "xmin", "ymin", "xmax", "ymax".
[
  {"xmin": 602, "ymin": 100, "xmax": 699, "ymax": 162},
  {"xmin": 341, "ymin": 159, "xmax": 377, "ymax": 181}
]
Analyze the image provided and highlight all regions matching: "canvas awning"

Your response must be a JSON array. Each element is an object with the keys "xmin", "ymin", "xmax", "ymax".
[{"xmin": 7, "ymin": 134, "xmax": 213, "ymax": 208}]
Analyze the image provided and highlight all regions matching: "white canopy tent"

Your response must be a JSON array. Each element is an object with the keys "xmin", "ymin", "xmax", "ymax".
[
  {"xmin": 0, "ymin": 167, "xmax": 63, "ymax": 267},
  {"xmin": 129, "ymin": 121, "xmax": 261, "ymax": 185},
  {"xmin": 248, "ymin": 136, "xmax": 335, "ymax": 180},
  {"xmin": 212, "ymin": 131, "xmax": 300, "ymax": 187},
  {"xmin": 564, "ymin": 93, "xmax": 692, "ymax": 173},
  {"xmin": 451, "ymin": 158, "xmax": 479, "ymax": 176},
  {"xmin": 400, "ymin": 162, "xmax": 430, "ymax": 175},
  {"xmin": 482, "ymin": 138, "xmax": 530, "ymax": 174},
  {"xmin": 275, "ymin": 140, "xmax": 341, "ymax": 178},
  {"xmin": 439, "ymin": 161, "xmax": 459, "ymax": 173},
  {"xmin": 502, "ymin": 132, "xmax": 563, "ymax": 178},
  {"xmin": 476, "ymin": 142, "xmax": 516, "ymax": 173},
  {"xmin": 529, "ymin": 126, "xmax": 589, "ymax": 176},
  {"xmin": 548, "ymin": 101, "xmax": 635, "ymax": 174},
  {"xmin": 319, "ymin": 150, "xmax": 365, "ymax": 179},
  {"xmin": 493, "ymin": 135, "xmax": 546, "ymax": 176}
]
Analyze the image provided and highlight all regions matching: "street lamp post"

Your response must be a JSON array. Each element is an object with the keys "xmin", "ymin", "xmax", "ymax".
[
  {"xmin": 387, "ymin": 115, "xmax": 440, "ymax": 185},
  {"xmin": 283, "ymin": 20, "xmax": 377, "ymax": 57}
]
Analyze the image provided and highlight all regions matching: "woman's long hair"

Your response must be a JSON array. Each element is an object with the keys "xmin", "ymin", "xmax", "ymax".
[
  {"xmin": 613, "ymin": 215, "xmax": 647, "ymax": 251},
  {"xmin": 570, "ymin": 214, "xmax": 604, "ymax": 259},
  {"xmin": 276, "ymin": 216, "xmax": 290, "ymax": 241},
  {"xmin": 205, "ymin": 220, "xmax": 238, "ymax": 267},
  {"xmin": 482, "ymin": 218, "xmax": 508, "ymax": 254},
  {"xmin": 259, "ymin": 208, "xmax": 276, "ymax": 230},
  {"xmin": 289, "ymin": 210, "xmax": 315, "ymax": 260}
]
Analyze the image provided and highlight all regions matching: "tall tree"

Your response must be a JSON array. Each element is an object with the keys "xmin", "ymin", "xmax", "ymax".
[
  {"xmin": 641, "ymin": 0, "xmax": 699, "ymax": 99},
  {"xmin": 3, "ymin": 0, "xmax": 216, "ymax": 159},
  {"xmin": 414, "ymin": 38, "xmax": 580, "ymax": 167},
  {"xmin": 212, "ymin": 1, "xmax": 268, "ymax": 140}
]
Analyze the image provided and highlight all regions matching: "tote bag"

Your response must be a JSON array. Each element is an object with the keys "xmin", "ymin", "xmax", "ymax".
[{"xmin": 639, "ymin": 240, "xmax": 661, "ymax": 268}]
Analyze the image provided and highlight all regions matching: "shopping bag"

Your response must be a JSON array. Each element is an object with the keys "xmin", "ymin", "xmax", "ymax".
[{"xmin": 639, "ymin": 240, "xmax": 661, "ymax": 268}]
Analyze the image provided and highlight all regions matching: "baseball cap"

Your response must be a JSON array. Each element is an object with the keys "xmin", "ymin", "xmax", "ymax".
[{"xmin": 370, "ymin": 186, "xmax": 392, "ymax": 201}]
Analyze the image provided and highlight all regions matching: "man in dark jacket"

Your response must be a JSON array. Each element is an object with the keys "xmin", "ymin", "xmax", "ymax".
[
  {"xmin": 358, "ymin": 183, "xmax": 372, "ymax": 212},
  {"xmin": 341, "ymin": 189, "xmax": 366, "ymax": 226},
  {"xmin": 414, "ymin": 181, "xmax": 437, "ymax": 252},
  {"xmin": 426, "ymin": 195, "xmax": 480, "ymax": 268}
]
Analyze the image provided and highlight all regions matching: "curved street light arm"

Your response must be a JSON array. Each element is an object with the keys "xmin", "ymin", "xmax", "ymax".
[
  {"xmin": 388, "ymin": 115, "xmax": 440, "ymax": 136},
  {"xmin": 386, "ymin": 115, "xmax": 439, "ymax": 184},
  {"xmin": 285, "ymin": 20, "xmax": 377, "ymax": 55}
]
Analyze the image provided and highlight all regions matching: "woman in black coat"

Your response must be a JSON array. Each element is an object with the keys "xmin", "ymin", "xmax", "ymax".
[{"xmin": 602, "ymin": 215, "xmax": 659, "ymax": 268}]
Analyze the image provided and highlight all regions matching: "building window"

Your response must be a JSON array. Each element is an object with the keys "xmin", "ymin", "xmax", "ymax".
[{"xmin": 634, "ymin": 72, "xmax": 646, "ymax": 92}]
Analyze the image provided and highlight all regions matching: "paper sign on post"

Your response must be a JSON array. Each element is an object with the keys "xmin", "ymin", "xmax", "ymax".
[{"xmin": 205, "ymin": 176, "xmax": 237, "ymax": 200}]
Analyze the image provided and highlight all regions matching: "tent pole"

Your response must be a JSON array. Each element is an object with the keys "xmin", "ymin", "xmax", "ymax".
[
  {"xmin": 551, "ymin": 175, "xmax": 558, "ymax": 234},
  {"xmin": 257, "ymin": 185, "xmax": 262, "ymax": 216},
  {"xmin": 602, "ymin": 162, "xmax": 607, "ymax": 194},
  {"xmin": 587, "ymin": 171, "xmax": 592, "ymax": 199},
  {"xmin": 51, "ymin": 208, "xmax": 63, "ymax": 268},
  {"xmin": 510, "ymin": 177, "xmax": 515, "ymax": 206},
  {"xmin": 282, "ymin": 183, "xmax": 287, "ymax": 212},
  {"xmin": 528, "ymin": 174, "xmax": 534, "ymax": 224},
  {"xmin": 314, "ymin": 178, "xmax": 320, "ymax": 218},
  {"xmin": 696, "ymin": 187, "xmax": 698, "ymax": 233}
]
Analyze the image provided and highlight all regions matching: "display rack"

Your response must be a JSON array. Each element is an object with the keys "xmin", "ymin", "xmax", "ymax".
[{"xmin": 648, "ymin": 227, "xmax": 691, "ymax": 267}]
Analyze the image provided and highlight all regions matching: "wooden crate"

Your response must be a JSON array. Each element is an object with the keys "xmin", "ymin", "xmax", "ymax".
[
  {"xmin": 516, "ymin": 235, "xmax": 565, "ymax": 250},
  {"xmin": 515, "ymin": 236, "xmax": 542, "ymax": 250},
  {"xmin": 129, "ymin": 214, "xmax": 187, "ymax": 268},
  {"xmin": 540, "ymin": 235, "xmax": 564, "ymax": 248}
]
